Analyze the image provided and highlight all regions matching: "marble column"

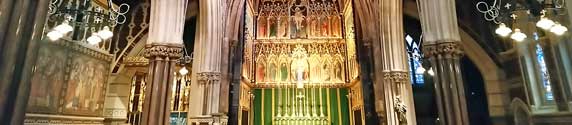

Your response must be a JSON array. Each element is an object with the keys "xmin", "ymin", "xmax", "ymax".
[
  {"xmin": 0, "ymin": 0, "xmax": 50, "ymax": 124},
  {"xmin": 418, "ymin": 0, "xmax": 469, "ymax": 125},
  {"xmin": 140, "ymin": 0, "xmax": 187, "ymax": 125},
  {"xmin": 188, "ymin": 0, "xmax": 228, "ymax": 124},
  {"xmin": 377, "ymin": 0, "xmax": 417, "ymax": 125}
]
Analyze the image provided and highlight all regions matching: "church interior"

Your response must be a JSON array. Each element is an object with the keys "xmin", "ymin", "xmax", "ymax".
[{"xmin": 1, "ymin": 0, "xmax": 572, "ymax": 125}]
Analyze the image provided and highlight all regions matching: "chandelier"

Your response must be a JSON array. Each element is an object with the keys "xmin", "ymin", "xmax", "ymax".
[
  {"xmin": 45, "ymin": 0, "xmax": 130, "ymax": 45},
  {"xmin": 477, "ymin": 0, "xmax": 567, "ymax": 42}
]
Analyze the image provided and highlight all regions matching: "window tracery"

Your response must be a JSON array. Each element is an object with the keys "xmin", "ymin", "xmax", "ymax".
[{"xmin": 406, "ymin": 35, "xmax": 424, "ymax": 85}]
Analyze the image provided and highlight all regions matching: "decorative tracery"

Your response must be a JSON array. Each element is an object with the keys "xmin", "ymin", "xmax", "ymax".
[
  {"xmin": 254, "ymin": 42, "xmax": 347, "ymax": 84},
  {"xmin": 257, "ymin": 0, "xmax": 342, "ymax": 39}
]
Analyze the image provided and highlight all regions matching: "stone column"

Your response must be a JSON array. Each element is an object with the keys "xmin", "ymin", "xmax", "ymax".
[
  {"xmin": 140, "ymin": 0, "xmax": 187, "ymax": 125},
  {"xmin": 544, "ymin": 34, "xmax": 569, "ymax": 110},
  {"xmin": 541, "ymin": 2, "xmax": 570, "ymax": 111},
  {"xmin": 377, "ymin": 0, "xmax": 417, "ymax": 124},
  {"xmin": 0, "ymin": 0, "xmax": 50, "ymax": 124},
  {"xmin": 188, "ymin": 0, "xmax": 228, "ymax": 124},
  {"xmin": 418, "ymin": 0, "xmax": 469, "ymax": 125},
  {"xmin": 353, "ymin": 0, "xmax": 382, "ymax": 124}
]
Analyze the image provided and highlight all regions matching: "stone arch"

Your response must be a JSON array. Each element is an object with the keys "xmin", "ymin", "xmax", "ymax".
[
  {"xmin": 103, "ymin": 34, "xmax": 149, "ymax": 124},
  {"xmin": 403, "ymin": 0, "xmax": 508, "ymax": 123},
  {"xmin": 510, "ymin": 98, "xmax": 532, "ymax": 125}
]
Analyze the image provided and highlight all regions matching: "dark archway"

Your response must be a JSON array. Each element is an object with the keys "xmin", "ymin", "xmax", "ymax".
[
  {"xmin": 404, "ymin": 14, "xmax": 439, "ymax": 125},
  {"xmin": 462, "ymin": 57, "xmax": 492, "ymax": 125}
]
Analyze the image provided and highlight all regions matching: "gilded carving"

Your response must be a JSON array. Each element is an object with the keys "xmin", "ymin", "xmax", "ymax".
[
  {"xmin": 144, "ymin": 44, "xmax": 183, "ymax": 58},
  {"xmin": 383, "ymin": 71, "xmax": 409, "ymax": 82},
  {"xmin": 123, "ymin": 56, "xmax": 149, "ymax": 66}
]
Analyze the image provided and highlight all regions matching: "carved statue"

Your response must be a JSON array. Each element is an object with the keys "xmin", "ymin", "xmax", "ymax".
[
  {"xmin": 292, "ymin": 7, "xmax": 305, "ymax": 30},
  {"xmin": 394, "ymin": 96, "xmax": 408, "ymax": 125}
]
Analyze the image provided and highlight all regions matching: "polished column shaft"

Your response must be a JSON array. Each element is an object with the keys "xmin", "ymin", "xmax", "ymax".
[
  {"xmin": 141, "ymin": 0, "xmax": 187, "ymax": 125},
  {"xmin": 418, "ymin": 0, "xmax": 469, "ymax": 124},
  {"xmin": 0, "ymin": 0, "xmax": 50, "ymax": 124}
]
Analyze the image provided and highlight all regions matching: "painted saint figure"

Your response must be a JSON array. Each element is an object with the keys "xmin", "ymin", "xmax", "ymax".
[
  {"xmin": 269, "ymin": 17, "xmax": 277, "ymax": 37},
  {"xmin": 258, "ymin": 16, "xmax": 267, "ymax": 38},
  {"xmin": 256, "ymin": 63, "xmax": 266, "ymax": 82}
]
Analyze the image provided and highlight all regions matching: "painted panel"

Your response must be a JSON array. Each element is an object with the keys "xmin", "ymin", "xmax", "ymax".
[
  {"xmin": 27, "ymin": 40, "xmax": 111, "ymax": 117},
  {"xmin": 63, "ymin": 52, "xmax": 109, "ymax": 115},
  {"xmin": 27, "ymin": 43, "xmax": 67, "ymax": 114}
]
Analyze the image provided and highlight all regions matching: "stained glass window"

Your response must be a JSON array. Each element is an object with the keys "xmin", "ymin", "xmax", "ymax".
[
  {"xmin": 536, "ymin": 44, "xmax": 553, "ymax": 101},
  {"xmin": 406, "ymin": 35, "xmax": 424, "ymax": 85},
  {"xmin": 533, "ymin": 32, "xmax": 553, "ymax": 101}
]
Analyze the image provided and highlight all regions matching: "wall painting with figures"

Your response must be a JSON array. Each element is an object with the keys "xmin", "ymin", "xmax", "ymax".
[{"xmin": 27, "ymin": 40, "xmax": 111, "ymax": 117}]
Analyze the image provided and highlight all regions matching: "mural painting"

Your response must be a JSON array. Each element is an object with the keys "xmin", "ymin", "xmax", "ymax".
[
  {"xmin": 27, "ymin": 43, "xmax": 67, "ymax": 114},
  {"xmin": 27, "ymin": 40, "xmax": 111, "ymax": 117}
]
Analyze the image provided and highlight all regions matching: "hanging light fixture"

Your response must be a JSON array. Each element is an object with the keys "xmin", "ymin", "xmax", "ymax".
[
  {"xmin": 53, "ymin": 20, "xmax": 74, "ymax": 34},
  {"xmin": 477, "ymin": 1, "xmax": 568, "ymax": 40},
  {"xmin": 550, "ymin": 23, "xmax": 568, "ymax": 35},
  {"xmin": 495, "ymin": 23, "xmax": 513, "ymax": 37},
  {"xmin": 46, "ymin": 0, "xmax": 129, "ymax": 43},
  {"xmin": 97, "ymin": 26, "xmax": 114, "ymax": 39},
  {"xmin": 87, "ymin": 33, "xmax": 103, "ymax": 45},
  {"xmin": 427, "ymin": 68, "xmax": 435, "ymax": 76},
  {"xmin": 47, "ymin": 30, "xmax": 64, "ymax": 41},
  {"xmin": 511, "ymin": 29, "xmax": 527, "ymax": 42},
  {"xmin": 179, "ymin": 67, "xmax": 189, "ymax": 75},
  {"xmin": 536, "ymin": 16, "xmax": 556, "ymax": 30}
]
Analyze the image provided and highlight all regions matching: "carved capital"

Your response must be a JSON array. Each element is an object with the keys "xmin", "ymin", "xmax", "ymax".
[
  {"xmin": 144, "ymin": 43, "xmax": 183, "ymax": 58},
  {"xmin": 437, "ymin": 42, "xmax": 463, "ymax": 57},
  {"xmin": 197, "ymin": 72, "xmax": 222, "ymax": 82},
  {"xmin": 383, "ymin": 71, "xmax": 409, "ymax": 82},
  {"xmin": 422, "ymin": 44, "xmax": 438, "ymax": 58},
  {"xmin": 423, "ymin": 42, "xmax": 463, "ymax": 58}
]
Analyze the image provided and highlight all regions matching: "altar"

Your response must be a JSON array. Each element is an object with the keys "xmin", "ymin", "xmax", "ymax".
[{"xmin": 239, "ymin": 0, "xmax": 364, "ymax": 125}]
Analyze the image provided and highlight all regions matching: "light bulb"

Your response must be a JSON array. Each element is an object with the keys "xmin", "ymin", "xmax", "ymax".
[
  {"xmin": 415, "ymin": 67, "xmax": 426, "ymax": 74},
  {"xmin": 536, "ymin": 16, "xmax": 555, "ymax": 30},
  {"xmin": 47, "ymin": 31, "xmax": 63, "ymax": 41},
  {"xmin": 87, "ymin": 33, "xmax": 102, "ymax": 45},
  {"xmin": 510, "ymin": 29, "xmax": 527, "ymax": 42},
  {"xmin": 495, "ymin": 23, "xmax": 513, "ymax": 37},
  {"xmin": 428, "ymin": 68, "xmax": 435, "ymax": 76},
  {"xmin": 550, "ymin": 23, "xmax": 568, "ymax": 35},
  {"xmin": 54, "ymin": 20, "xmax": 74, "ymax": 33},
  {"xmin": 179, "ymin": 67, "xmax": 189, "ymax": 75},
  {"xmin": 97, "ymin": 26, "xmax": 113, "ymax": 40}
]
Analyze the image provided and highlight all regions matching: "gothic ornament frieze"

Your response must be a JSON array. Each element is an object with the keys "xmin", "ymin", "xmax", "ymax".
[
  {"xmin": 197, "ymin": 72, "xmax": 222, "ymax": 82},
  {"xmin": 422, "ymin": 42, "xmax": 464, "ymax": 58},
  {"xmin": 144, "ymin": 44, "xmax": 183, "ymax": 58},
  {"xmin": 383, "ymin": 71, "xmax": 409, "ymax": 82}
]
